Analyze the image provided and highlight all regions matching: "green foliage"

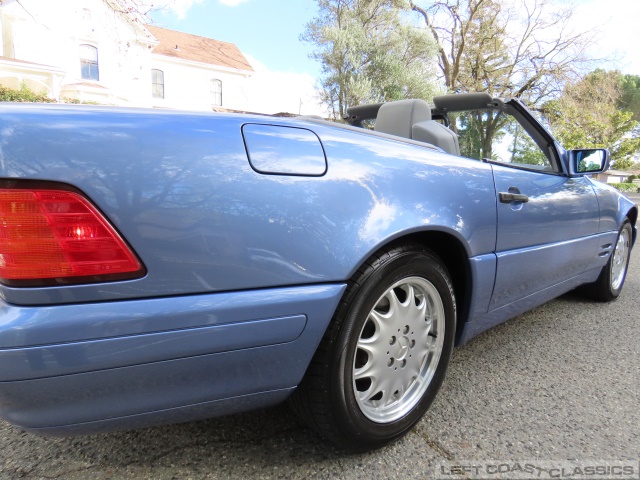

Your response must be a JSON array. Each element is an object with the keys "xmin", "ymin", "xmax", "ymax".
[
  {"xmin": 0, "ymin": 83, "xmax": 54, "ymax": 103},
  {"xmin": 544, "ymin": 70, "xmax": 640, "ymax": 166},
  {"xmin": 619, "ymin": 74, "xmax": 640, "ymax": 122},
  {"xmin": 304, "ymin": 0, "xmax": 439, "ymax": 118},
  {"xmin": 456, "ymin": 112, "xmax": 484, "ymax": 159},
  {"xmin": 612, "ymin": 157, "xmax": 635, "ymax": 171},
  {"xmin": 61, "ymin": 97, "xmax": 100, "ymax": 105},
  {"xmin": 509, "ymin": 139, "xmax": 548, "ymax": 166},
  {"xmin": 456, "ymin": 108, "xmax": 552, "ymax": 166},
  {"xmin": 0, "ymin": 84, "xmax": 101, "ymax": 106},
  {"xmin": 505, "ymin": 120, "xmax": 547, "ymax": 166},
  {"xmin": 578, "ymin": 158, "xmax": 605, "ymax": 172},
  {"xmin": 456, "ymin": 110, "xmax": 509, "ymax": 161},
  {"xmin": 609, "ymin": 183, "xmax": 639, "ymax": 193}
]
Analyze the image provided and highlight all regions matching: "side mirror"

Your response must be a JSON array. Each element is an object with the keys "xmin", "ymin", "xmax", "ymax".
[{"xmin": 568, "ymin": 148, "xmax": 610, "ymax": 176}]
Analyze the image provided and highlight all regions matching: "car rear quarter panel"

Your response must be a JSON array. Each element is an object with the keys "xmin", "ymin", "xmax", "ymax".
[{"xmin": 0, "ymin": 104, "xmax": 498, "ymax": 308}]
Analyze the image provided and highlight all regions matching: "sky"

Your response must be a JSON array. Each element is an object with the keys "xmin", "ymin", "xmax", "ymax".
[
  {"xmin": 151, "ymin": 0, "xmax": 640, "ymax": 116},
  {"xmin": 151, "ymin": 0, "xmax": 324, "ymax": 115}
]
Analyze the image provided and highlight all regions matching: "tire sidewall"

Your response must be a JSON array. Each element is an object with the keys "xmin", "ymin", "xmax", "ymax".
[{"xmin": 329, "ymin": 248, "xmax": 456, "ymax": 448}]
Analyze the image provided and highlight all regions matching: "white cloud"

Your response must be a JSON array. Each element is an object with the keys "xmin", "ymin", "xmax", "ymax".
[
  {"xmin": 244, "ymin": 53, "xmax": 328, "ymax": 117},
  {"xmin": 165, "ymin": 0, "xmax": 204, "ymax": 19},
  {"xmin": 218, "ymin": 0, "xmax": 249, "ymax": 6}
]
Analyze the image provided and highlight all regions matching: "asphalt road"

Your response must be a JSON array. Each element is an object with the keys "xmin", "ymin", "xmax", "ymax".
[{"xmin": 1, "ymin": 251, "xmax": 639, "ymax": 479}]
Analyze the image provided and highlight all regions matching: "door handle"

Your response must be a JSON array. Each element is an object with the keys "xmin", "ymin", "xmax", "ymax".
[{"xmin": 499, "ymin": 192, "xmax": 529, "ymax": 203}]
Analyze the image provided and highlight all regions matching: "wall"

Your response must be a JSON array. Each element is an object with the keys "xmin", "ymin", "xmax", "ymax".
[
  {"xmin": 150, "ymin": 55, "xmax": 251, "ymax": 111},
  {"xmin": 0, "ymin": 0, "xmax": 252, "ymax": 110}
]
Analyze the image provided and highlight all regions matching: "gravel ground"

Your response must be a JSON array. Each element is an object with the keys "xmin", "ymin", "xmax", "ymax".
[{"xmin": 1, "ymin": 251, "xmax": 638, "ymax": 480}]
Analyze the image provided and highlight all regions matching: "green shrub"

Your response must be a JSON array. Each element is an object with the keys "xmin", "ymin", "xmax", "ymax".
[
  {"xmin": 609, "ymin": 183, "xmax": 640, "ymax": 192},
  {"xmin": 60, "ymin": 97, "xmax": 99, "ymax": 105},
  {"xmin": 1, "ymin": 84, "xmax": 101, "ymax": 105},
  {"xmin": 0, "ymin": 83, "xmax": 54, "ymax": 103}
]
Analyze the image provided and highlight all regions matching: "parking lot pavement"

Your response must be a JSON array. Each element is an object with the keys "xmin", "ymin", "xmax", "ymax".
[{"xmin": 1, "ymin": 254, "xmax": 639, "ymax": 480}]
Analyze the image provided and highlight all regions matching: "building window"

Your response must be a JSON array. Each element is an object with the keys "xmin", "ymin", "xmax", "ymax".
[
  {"xmin": 151, "ymin": 69, "xmax": 164, "ymax": 99},
  {"xmin": 79, "ymin": 44, "xmax": 99, "ymax": 81},
  {"xmin": 211, "ymin": 79, "xmax": 222, "ymax": 106}
]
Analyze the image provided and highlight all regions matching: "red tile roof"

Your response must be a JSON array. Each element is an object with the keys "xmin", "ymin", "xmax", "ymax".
[{"xmin": 147, "ymin": 25, "xmax": 253, "ymax": 72}]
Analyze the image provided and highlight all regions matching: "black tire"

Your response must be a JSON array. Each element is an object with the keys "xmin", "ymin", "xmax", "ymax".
[
  {"xmin": 289, "ymin": 244, "xmax": 456, "ymax": 451},
  {"xmin": 583, "ymin": 220, "xmax": 633, "ymax": 302}
]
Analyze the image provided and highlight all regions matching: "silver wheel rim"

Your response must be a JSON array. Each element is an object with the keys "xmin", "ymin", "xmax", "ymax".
[
  {"xmin": 611, "ymin": 227, "xmax": 630, "ymax": 290},
  {"xmin": 353, "ymin": 276, "xmax": 445, "ymax": 423}
]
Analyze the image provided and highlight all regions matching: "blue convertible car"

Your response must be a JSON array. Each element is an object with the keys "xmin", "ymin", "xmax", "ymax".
[{"xmin": 0, "ymin": 93, "xmax": 635, "ymax": 450}]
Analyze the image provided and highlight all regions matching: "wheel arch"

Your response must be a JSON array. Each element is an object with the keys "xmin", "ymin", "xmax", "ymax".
[
  {"xmin": 291, "ymin": 231, "xmax": 462, "ymax": 449},
  {"xmin": 626, "ymin": 206, "xmax": 638, "ymax": 246},
  {"xmin": 355, "ymin": 229, "xmax": 473, "ymax": 345}
]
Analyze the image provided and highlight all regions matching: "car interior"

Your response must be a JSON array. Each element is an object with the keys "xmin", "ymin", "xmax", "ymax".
[{"xmin": 337, "ymin": 92, "xmax": 560, "ymax": 172}]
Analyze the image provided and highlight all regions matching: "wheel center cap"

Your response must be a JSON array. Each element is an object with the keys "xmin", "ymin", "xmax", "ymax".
[{"xmin": 394, "ymin": 336, "xmax": 410, "ymax": 360}]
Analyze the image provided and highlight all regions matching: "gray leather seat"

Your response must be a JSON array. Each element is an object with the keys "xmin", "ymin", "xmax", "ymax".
[{"xmin": 374, "ymin": 99, "xmax": 460, "ymax": 156}]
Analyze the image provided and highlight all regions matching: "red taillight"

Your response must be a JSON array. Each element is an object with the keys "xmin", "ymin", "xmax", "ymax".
[{"xmin": 0, "ymin": 188, "xmax": 144, "ymax": 285}]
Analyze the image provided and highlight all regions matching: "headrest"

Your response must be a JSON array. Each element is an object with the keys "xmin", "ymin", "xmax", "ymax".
[{"xmin": 374, "ymin": 99, "xmax": 432, "ymax": 139}]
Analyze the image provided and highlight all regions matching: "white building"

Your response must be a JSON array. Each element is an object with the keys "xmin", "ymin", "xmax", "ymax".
[
  {"xmin": 594, "ymin": 169, "xmax": 634, "ymax": 184},
  {"xmin": 0, "ymin": 0, "xmax": 254, "ymax": 111}
]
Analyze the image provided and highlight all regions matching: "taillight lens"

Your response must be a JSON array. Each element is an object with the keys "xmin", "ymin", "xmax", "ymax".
[{"xmin": 0, "ymin": 188, "xmax": 144, "ymax": 286}]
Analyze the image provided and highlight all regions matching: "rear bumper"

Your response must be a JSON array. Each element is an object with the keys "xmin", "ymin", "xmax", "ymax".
[{"xmin": 0, "ymin": 284, "xmax": 345, "ymax": 433}]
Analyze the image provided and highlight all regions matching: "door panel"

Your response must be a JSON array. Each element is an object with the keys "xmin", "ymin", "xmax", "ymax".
[{"xmin": 490, "ymin": 165, "xmax": 599, "ymax": 310}]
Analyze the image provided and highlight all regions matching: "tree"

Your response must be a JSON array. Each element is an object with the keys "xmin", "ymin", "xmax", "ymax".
[
  {"xmin": 507, "ymin": 121, "xmax": 548, "ymax": 165},
  {"xmin": 619, "ymin": 74, "xmax": 640, "ymax": 160},
  {"xmin": 304, "ymin": 0, "xmax": 439, "ymax": 119},
  {"xmin": 409, "ymin": 0, "xmax": 593, "ymax": 104},
  {"xmin": 619, "ymin": 74, "xmax": 640, "ymax": 122},
  {"xmin": 408, "ymin": 0, "xmax": 594, "ymax": 159},
  {"xmin": 543, "ymin": 70, "xmax": 640, "ymax": 170},
  {"xmin": 109, "ymin": 0, "xmax": 171, "ymax": 18}
]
